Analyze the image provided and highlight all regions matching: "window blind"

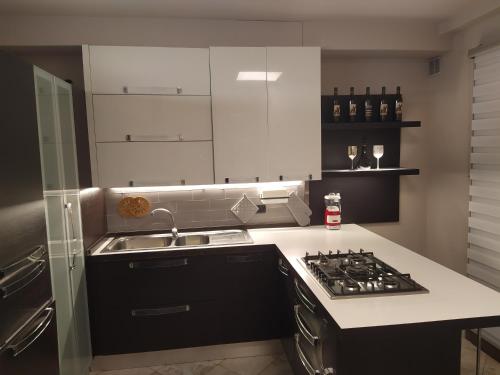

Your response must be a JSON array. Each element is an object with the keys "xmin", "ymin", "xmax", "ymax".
[{"xmin": 470, "ymin": 46, "xmax": 500, "ymax": 348}]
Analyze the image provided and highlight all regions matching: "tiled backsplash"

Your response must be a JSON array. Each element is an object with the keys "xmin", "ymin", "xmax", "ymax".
[{"xmin": 105, "ymin": 183, "xmax": 308, "ymax": 233}]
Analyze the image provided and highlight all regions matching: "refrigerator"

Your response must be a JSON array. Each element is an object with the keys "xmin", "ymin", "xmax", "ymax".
[{"xmin": 0, "ymin": 52, "xmax": 60, "ymax": 374}]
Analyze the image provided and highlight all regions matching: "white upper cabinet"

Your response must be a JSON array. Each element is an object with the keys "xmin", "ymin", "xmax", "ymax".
[
  {"xmin": 210, "ymin": 47, "xmax": 269, "ymax": 183},
  {"xmin": 93, "ymin": 95, "xmax": 212, "ymax": 142},
  {"xmin": 267, "ymin": 47, "xmax": 321, "ymax": 181},
  {"xmin": 89, "ymin": 46, "xmax": 210, "ymax": 95},
  {"xmin": 96, "ymin": 142, "xmax": 214, "ymax": 188},
  {"xmin": 210, "ymin": 46, "xmax": 321, "ymax": 183}
]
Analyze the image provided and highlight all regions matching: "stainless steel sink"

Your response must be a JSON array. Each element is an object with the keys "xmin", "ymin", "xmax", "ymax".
[
  {"xmin": 100, "ymin": 229, "xmax": 252, "ymax": 254},
  {"xmin": 174, "ymin": 235, "xmax": 209, "ymax": 247},
  {"xmin": 106, "ymin": 235, "xmax": 173, "ymax": 252}
]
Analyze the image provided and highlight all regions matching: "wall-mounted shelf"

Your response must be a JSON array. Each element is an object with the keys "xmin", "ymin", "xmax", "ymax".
[
  {"xmin": 322, "ymin": 168, "xmax": 420, "ymax": 177},
  {"xmin": 310, "ymin": 94, "xmax": 422, "ymax": 225},
  {"xmin": 322, "ymin": 121, "xmax": 421, "ymax": 130}
]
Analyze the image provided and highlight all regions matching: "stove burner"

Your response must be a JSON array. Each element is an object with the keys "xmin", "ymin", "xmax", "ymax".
[
  {"xmin": 301, "ymin": 249, "xmax": 428, "ymax": 299},
  {"xmin": 341, "ymin": 279, "xmax": 360, "ymax": 293}
]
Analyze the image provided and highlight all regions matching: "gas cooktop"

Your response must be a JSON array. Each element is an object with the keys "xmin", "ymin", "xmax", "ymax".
[{"xmin": 300, "ymin": 249, "xmax": 429, "ymax": 299}]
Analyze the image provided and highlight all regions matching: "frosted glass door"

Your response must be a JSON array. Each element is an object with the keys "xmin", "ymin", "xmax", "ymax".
[
  {"xmin": 55, "ymin": 77, "xmax": 92, "ymax": 374},
  {"xmin": 34, "ymin": 68, "xmax": 91, "ymax": 375}
]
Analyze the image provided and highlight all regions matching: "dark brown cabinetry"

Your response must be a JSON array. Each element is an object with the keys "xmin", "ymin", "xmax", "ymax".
[{"xmin": 87, "ymin": 245, "xmax": 286, "ymax": 355}]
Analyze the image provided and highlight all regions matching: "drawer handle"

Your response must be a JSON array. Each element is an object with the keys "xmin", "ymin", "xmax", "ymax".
[
  {"xmin": 126, "ymin": 134, "xmax": 184, "ymax": 142},
  {"xmin": 6, "ymin": 302, "xmax": 55, "ymax": 357},
  {"xmin": 294, "ymin": 305, "xmax": 320, "ymax": 346},
  {"xmin": 0, "ymin": 245, "xmax": 46, "ymax": 280},
  {"xmin": 295, "ymin": 334, "xmax": 321, "ymax": 375},
  {"xmin": 278, "ymin": 262, "xmax": 289, "ymax": 277},
  {"xmin": 226, "ymin": 254, "xmax": 263, "ymax": 263},
  {"xmin": 294, "ymin": 278, "xmax": 316, "ymax": 314},
  {"xmin": 131, "ymin": 304, "xmax": 190, "ymax": 317},
  {"xmin": 129, "ymin": 258, "xmax": 188, "ymax": 269},
  {"xmin": 0, "ymin": 260, "xmax": 46, "ymax": 299},
  {"xmin": 122, "ymin": 86, "xmax": 182, "ymax": 95}
]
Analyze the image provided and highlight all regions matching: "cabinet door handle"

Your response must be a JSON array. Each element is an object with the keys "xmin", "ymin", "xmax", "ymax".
[
  {"xmin": 278, "ymin": 174, "xmax": 313, "ymax": 181},
  {"xmin": 294, "ymin": 278, "xmax": 316, "ymax": 314},
  {"xmin": 294, "ymin": 305, "xmax": 320, "ymax": 346},
  {"xmin": 129, "ymin": 258, "xmax": 188, "ymax": 269},
  {"xmin": 122, "ymin": 86, "xmax": 182, "ymax": 95},
  {"xmin": 226, "ymin": 254, "xmax": 263, "ymax": 263},
  {"xmin": 224, "ymin": 177, "xmax": 260, "ymax": 184},
  {"xmin": 129, "ymin": 179, "xmax": 186, "ymax": 187},
  {"xmin": 126, "ymin": 134, "xmax": 184, "ymax": 142},
  {"xmin": 6, "ymin": 303, "xmax": 55, "ymax": 357},
  {"xmin": 295, "ymin": 334, "xmax": 321, "ymax": 375},
  {"xmin": 131, "ymin": 304, "xmax": 190, "ymax": 317},
  {"xmin": 64, "ymin": 202, "xmax": 77, "ymax": 241}
]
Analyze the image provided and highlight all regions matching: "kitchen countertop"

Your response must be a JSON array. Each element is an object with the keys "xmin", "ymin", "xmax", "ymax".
[{"xmin": 248, "ymin": 224, "xmax": 500, "ymax": 330}]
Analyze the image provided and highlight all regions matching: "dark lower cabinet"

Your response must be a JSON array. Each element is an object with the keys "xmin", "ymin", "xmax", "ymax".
[
  {"xmin": 88, "ymin": 245, "xmax": 463, "ymax": 375},
  {"xmin": 87, "ymin": 245, "xmax": 286, "ymax": 355}
]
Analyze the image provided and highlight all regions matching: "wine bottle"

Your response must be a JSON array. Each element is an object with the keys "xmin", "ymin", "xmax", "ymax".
[
  {"xmin": 395, "ymin": 86, "xmax": 403, "ymax": 121},
  {"xmin": 349, "ymin": 87, "xmax": 357, "ymax": 122},
  {"xmin": 364, "ymin": 87, "xmax": 372, "ymax": 122},
  {"xmin": 355, "ymin": 142, "xmax": 372, "ymax": 170},
  {"xmin": 333, "ymin": 87, "xmax": 341, "ymax": 122},
  {"xmin": 380, "ymin": 86, "xmax": 388, "ymax": 122}
]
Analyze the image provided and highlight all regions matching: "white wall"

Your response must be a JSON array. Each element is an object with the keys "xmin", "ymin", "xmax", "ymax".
[{"xmin": 0, "ymin": 15, "xmax": 450, "ymax": 54}]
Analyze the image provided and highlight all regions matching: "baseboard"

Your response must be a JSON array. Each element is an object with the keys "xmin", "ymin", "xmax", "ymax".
[
  {"xmin": 91, "ymin": 339, "xmax": 283, "ymax": 371},
  {"xmin": 465, "ymin": 330, "xmax": 500, "ymax": 363}
]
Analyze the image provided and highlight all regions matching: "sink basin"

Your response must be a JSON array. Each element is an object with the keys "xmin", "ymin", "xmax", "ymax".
[
  {"xmin": 106, "ymin": 235, "xmax": 173, "ymax": 252},
  {"xmin": 174, "ymin": 235, "xmax": 210, "ymax": 247},
  {"xmin": 100, "ymin": 229, "xmax": 252, "ymax": 254}
]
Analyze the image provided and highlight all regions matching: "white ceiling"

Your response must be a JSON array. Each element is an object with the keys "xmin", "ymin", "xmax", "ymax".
[{"xmin": 0, "ymin": 0, "xmax": 471, "ymax": 21}]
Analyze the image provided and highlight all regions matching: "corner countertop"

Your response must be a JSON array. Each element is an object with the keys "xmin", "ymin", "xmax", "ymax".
[{"xmin": 248, "ymin": 224, "xmax": 500, "ymax": 330}]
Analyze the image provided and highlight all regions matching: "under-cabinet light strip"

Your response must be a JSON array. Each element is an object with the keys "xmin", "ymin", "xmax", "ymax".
[{"xmin": 109, "ymin": 181, "xmax": 303, "ymax": 194}]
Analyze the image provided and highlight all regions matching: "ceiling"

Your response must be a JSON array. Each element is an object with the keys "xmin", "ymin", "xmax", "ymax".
[{"xmin": 0, "ymin": 0, "xmax": 471, "ymax": 21}]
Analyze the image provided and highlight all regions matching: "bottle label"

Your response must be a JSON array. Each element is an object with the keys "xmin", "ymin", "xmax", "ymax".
[
  {"xmin": 333, "ymin": 104, "xmax": 341, "ymax": 118},
  {"xmin": 325, "ymin": 207, "xmax": 341, "ymax": 229},
  {"xmin": 365, "ymin": 103, "xmax": 373, "ymax": 119},
  {"xmin": 396, "ymin": 101, "xmax": 403, "ymax": 116},
  {"xmin": 349, "ymin": 103, "xmax": 357, "ymax": 116},
  {"xmin": 380, "ymin": 103, "xmax": 388, "ymax": 116}
]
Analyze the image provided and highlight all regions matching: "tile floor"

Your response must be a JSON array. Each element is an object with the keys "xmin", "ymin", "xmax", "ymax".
[{"xmin": 91, "ymin": 339, "xmax": 499, "ymax": 375}]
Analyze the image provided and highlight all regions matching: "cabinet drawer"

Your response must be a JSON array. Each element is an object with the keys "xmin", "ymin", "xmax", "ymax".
[
  {"xmin": 96, "ymin": 141, "xmax": 214, "ymax": 187},
  {"xmin": 91, "ymin": 300, "xmax": 222, "ymax": 355},
  {"xmin": 89, "ymin": 255, "xmax": 224, "ymax": 308},
  {"xmin": 93, "ymin": 95, "xmax": 212, "ymax": 142},
  {"xmin": 89, "ymin": 46, "xmax": 210, "ymax": 95}
]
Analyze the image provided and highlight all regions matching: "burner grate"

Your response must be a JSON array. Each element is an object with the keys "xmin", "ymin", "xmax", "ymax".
[{"xmin": 301, "ymin": 249, "xmax": 428, "ymax": 298}]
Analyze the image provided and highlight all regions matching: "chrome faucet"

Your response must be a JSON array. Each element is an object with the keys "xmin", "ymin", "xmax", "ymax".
[{"xmin": 150, "ymin": 208, "xmax": 179, "ymax": 239}]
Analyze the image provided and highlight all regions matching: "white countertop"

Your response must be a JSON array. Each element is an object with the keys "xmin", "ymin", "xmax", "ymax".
[{"xmin": 248, "ymin": 224, "xmax": 500, "ymax": 330}]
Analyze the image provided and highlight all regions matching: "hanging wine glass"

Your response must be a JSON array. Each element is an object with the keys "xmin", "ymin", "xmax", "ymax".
[
  {"xmin": 373, "ymin": 145, "xmax": 384, "ymax": 169},
  {"xmin": 348, "ymin": 146, "xmax": 358, "ymax": 170}
]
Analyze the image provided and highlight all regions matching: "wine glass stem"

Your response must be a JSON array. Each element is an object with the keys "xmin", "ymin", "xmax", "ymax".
[
  {"xmin": 351, "ymin": 160, "xmax": 354, "ymax": 170},
  {"xmin": 377, "ymin": 159, "xmax": 380, "ymax": 169}
]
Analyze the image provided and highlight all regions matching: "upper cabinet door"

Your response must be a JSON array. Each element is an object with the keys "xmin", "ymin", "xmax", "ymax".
[
  {"xmin": 210, "ymin": 47, "xmax": 269, "ymax": 183},
  {"xmin": 267, "ymin": 47, "xmax": 321, "ymax": 181},
  {"xmin": 89, "ymin": 46, "xmax": 210, "ymax": 95},
  {"xmin": 93, "ymin": 95, "xmax": 213, "ymax": 142},
  {"xmin": 96, "ymin": 142, "xmax": 214, "ymax": 187}
]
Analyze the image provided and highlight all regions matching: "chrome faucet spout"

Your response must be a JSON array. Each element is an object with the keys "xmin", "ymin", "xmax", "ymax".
[{"xmin": 150, "ymin": 208, "xmax": 179, "ymax": 239}]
